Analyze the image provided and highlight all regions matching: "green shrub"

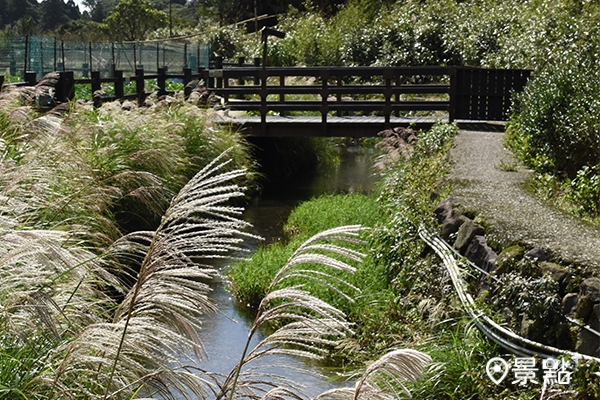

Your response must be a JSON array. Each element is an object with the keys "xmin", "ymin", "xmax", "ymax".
[
  {"xmin": 510, "ymin": 58, "xmax": 600, "ymax": 176},
  {"xmin": 567, "ymin": 165, "xmax": 600, "ymax": 216}
]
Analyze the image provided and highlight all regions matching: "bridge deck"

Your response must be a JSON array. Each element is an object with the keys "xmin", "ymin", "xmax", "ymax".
[{"xmin": 215, "ymin": 114, "xmax": 505, "ymax": 137}]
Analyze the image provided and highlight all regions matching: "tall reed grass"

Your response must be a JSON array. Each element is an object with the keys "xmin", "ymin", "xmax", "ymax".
[{"xmin": 0, "ymin": 89, "xmax": 430, "ymax": 399}]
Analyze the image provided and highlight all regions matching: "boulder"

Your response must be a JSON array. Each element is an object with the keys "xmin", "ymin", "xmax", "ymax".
[
  {"xmin": 434, "ymin": 198, "xmax": 453, "ymax": 223},
  {"xmin": 525, "ymin": 247, "xmax": 549, "ymax": 262},
  {"xmin": 580, "ymin": 277, "xmax": 600, "ymax": 302},
  {"xmin": 561, "ymin": 292, "xmax": 578, "ymax": 316},
  {"xmin": 539, "ymin": 262, "xmax": 568, "ymax": 291},
  {"xmin": 575, "ymin": 303, "xmax": 600, "ymax": 357},
  {"xmin": 574, "ymin": 277, "xmax": 600, "ymax": 321},
  {"xmin": 465, "ymin": 235, "xmax": 497, "ymax": 273},
  {"xmin": 441, "ymin": 211, "xmax": 469, "ymax": 241},
  {"xmin": 495, "ymin": 245, "xmax": 526, "ymax": 275},
  {"xmin": 454, "ymin": 220, "xmax": 485, "ymax": 254}
]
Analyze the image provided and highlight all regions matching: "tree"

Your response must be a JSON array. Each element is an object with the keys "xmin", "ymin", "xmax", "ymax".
[
  {"xmin": 104, "ymin": 0, "xmax": 167, "ymax": 41},
  {"xmin": 40, "ymin": 0, "xmax": 71, "ymax": 31},
  {"xmin": 0, "ymin": 0, "xmax": 39, "ymax": 30}
]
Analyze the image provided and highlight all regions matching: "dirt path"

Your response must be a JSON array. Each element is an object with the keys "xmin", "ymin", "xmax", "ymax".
[{"xmin": 447, "ymin": 130, "xmax": 600, "ymax": 268}]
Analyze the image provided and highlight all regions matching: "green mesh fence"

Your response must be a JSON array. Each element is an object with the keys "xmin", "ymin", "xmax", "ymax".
[{"xmin": 0, "ymin": 35, "xmax": 210, "ymax": 80}]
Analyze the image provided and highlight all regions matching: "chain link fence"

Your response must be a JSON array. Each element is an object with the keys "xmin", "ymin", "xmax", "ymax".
[{"xmin": 0, "ymin": 35, "xmax": 211, "ymax": 80}]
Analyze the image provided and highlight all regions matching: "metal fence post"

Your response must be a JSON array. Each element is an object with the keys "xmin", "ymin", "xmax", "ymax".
[{"xmin": 23, "ymin": 35, "xmax": 29, "ymax": 79}]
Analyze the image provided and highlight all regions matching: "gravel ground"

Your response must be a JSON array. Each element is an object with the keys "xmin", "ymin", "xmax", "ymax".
[{"xmin": 447, "ymin": 130, "xmax": 600, "ymax": 268}]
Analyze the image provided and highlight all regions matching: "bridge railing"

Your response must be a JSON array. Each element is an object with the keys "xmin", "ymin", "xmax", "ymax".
[
  {"xmin": 204, "ymin": 66, "xmax": 453, "ymax": 132},
  {"xmin": 204, "ymin": 65, "xmax": 531, "ymax": 134}
]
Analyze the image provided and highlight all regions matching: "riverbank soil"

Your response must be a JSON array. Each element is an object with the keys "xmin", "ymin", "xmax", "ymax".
[{"xmin": 447, "ymin": 130, "xmax": 600, "ymax": 269}]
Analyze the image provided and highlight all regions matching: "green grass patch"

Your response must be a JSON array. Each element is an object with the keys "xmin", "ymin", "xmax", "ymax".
[{"xmin": 228, "ymin": 193, "xmax": 384, "ymax": 310}]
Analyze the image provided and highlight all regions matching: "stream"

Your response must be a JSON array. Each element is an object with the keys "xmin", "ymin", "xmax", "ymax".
[{"xmin": 183, "ymin": 145, "xmax": 377, "ymax": 398}]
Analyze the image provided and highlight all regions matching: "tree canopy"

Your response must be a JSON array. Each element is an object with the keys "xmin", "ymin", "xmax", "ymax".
[{"xmin": 103, "ymin": 0, "xmax": 167, "ymax": 41}]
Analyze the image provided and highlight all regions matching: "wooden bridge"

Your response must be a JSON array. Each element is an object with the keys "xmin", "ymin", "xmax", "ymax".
[
  {"xmin": 207, "ymin": 66, "xmax": 531, "ymax": 137},
  {"xmin": 0, "ymin": 64, "xmax": 530, "ymax": 137}
]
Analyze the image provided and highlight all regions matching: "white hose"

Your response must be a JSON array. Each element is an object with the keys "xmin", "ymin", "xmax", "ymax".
[{"xmin": 419, "ymin": 227, "xmax": 600, "ymax": 364}]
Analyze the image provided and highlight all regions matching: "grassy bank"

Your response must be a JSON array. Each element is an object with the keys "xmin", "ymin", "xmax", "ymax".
[{"xmin": 228, "ymin": 122, "xmax": 472, "ymax": 369}]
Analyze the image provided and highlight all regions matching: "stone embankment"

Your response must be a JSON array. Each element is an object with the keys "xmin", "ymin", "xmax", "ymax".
[{"xmin": 435, "ymin": 129, "xmax": 600, "ymax": 357}]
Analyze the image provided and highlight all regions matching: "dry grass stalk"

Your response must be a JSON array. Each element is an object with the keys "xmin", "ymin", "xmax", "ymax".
[{"xmin": 49, "ymin": 149, "xmax": 259, "ymax": 399}]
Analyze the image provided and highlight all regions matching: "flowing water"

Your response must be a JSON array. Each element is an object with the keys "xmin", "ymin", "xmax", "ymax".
[{"xmin": 181, "ymin": 145, "xmax": 377, "ymax": 398}]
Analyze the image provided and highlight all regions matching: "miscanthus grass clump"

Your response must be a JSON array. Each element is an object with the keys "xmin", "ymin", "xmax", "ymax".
[{"xmin": 0, "ymin": 89, "xmax": 430, "ymax": 399}]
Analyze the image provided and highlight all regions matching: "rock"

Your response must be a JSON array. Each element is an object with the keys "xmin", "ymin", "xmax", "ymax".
[
  {"xmin": 575, "ymin": 303, "xmax": 600, "ymax": 357},
  {"xmin": 539, "ymin": 261, "xmax": 568, "ymax": 286},
  {"xmin": 525, "ymin": 248, "xmax": 549, "ymax": 262},
  {"xmin": 580, "ymin": 277, "xmax": 600, "ymax": 303},
  {"xmin": 454, "ymin": 220, "xmax": 485, "ymax": 254},
  {"xmin": 555, "ymin": 321, "xmax": 573, "ymax": 349},
  {"xmin": 575, "ymin": 295, "xmax": 595, "ymax": 321},
  {"xmin": 495, "ymin": 245, "xmax": 526, "ymax": 275},
  {"xmin": 465, "ymin": 235, "xmax": 497, "ymax": 273},
  {"xmin": 434, "ymin": 198, "xmax": 453, "ymax": 223},
  {"xmin": 520, "ymin": 314, "xmax": 549, "ymax": 343},
  {"xmin": 561, "ymin": 293, "xmax": 578, "ymax": 316},
  {"xmin": 574, "ymin": 277, "xmax": 600, "ymax": 321},
  {"xmin": 441, "ymin": 211, "xmax": 469, "ymax": 241}
]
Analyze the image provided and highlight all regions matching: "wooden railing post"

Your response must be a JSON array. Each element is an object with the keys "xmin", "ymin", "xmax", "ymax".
[
  {"xmin": 157, "ymin": 67, "xmax": 167, "ymax": 96},
  {"xmin": 135, "ymin": 68, "xmax": 145, "ymax": 105},
  {"xmin": 320, "ymin": 69, "xmax": 330, "ymax": 136},
  {"xmin": 55, "ymin": 71, "xmax": 74, "ymax": 103},
  {"xmin": 383, "ymin": 68, "xmax": 393, "ymax": 128},
  {"xmin": 183, "ymin": 67, "xmax": 192, "ymax": 98},
  {"xmin": 395, "ymin": 74, "xmax": 401, "ymax": 117},
  {"xmin": 260, "ymin": 68, "xmax": 268, "ymax": 135},
  {"xmin": 25, "ymin": 71, "xmax": 37, "ymax": 85},
  {"xmin": 448, "ymin": 67, "xmax": 457, "ymax": 123},
  {"xmin": 91, "ymin": 70, "xmax": 102, "ymax": 107},
  {"xmin": 253, "ymin": 57, "xmax": 261, "ymax": 85},
  {"xmin": 336, "ymin": 77, "xmax": 343, "ymax": 117},
  {"xmin": 91, "ymin": 70, "xmax": 101, "ymax": 93},
  {"xmin": 279, "ymin": 75, "xmax": 285, "ymax": 116},
  {"xmin": 237, "ymin": 56, "xmax": 245, "ymax": 86},
  {"xmin": 215, "ymin": 56, "xmax": 223, "ymax": 88},
  {"xmin": 114, "ymin": 70, "xmax": 124, "ymax": 99}
]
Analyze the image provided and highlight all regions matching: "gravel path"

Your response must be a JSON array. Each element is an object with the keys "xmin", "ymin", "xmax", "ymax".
[{"xmin": 447, "ymin": 130, "xmax": 600, "ymax": 268}]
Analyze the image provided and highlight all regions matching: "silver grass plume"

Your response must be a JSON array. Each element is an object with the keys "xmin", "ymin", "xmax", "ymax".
[
  {"xmin": 51, "ymin": 149, "xmax": 260, "ymax": 399},
  {"xmin": 314, "ymin": 349, "xmax": 432, "ymax": 400},
  {"xmin": 219, "ymin": 225, "xmax": 368, "ymax": 400}
]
